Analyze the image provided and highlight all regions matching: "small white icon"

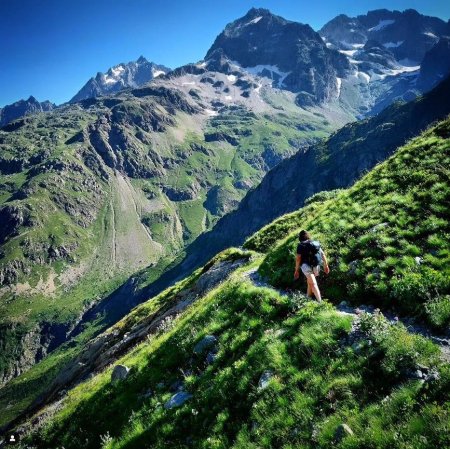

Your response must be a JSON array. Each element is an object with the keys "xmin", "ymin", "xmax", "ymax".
[{"xmin": 9, "ymin": 435, "xmax": 16, "ymax": 442}]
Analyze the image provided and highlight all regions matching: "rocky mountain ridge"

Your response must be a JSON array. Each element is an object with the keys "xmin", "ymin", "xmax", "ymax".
[
  {"xmin": 320, "ymin": 8, "xmax": 449, "ymax": 63},
  {"xmin": 0, "ymin": 96, "xmax": 55, "ymax": 128},
  {"xmin": 206, "ymin": 8, "xmax": 349, "ymax": 106},
  {"xmin": 203, "ymin": 8, "xmax": 450, "ymax": 117},
  {"xmin": 70, "ymin": 56, "xmax": 171, "ymax": 102}
]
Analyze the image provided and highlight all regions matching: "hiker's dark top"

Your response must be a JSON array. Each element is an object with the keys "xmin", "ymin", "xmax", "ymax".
[{"xmin": 296, "ymin": 240, "xmax": 323, "ymax": 267}]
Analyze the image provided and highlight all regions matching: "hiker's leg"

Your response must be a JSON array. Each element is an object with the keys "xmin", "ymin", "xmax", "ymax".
[
  {"xmin": 307, "ymin": 274, "xmax": 322, "ymax": 302},
  {"xmin": 302, "ymin": 264, "xmax": 315, "ymax": 298}
]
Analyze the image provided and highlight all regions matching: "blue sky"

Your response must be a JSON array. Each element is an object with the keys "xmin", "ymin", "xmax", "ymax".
[{"xmin": 0, "ymin": 0, "xmax": 449, "ymax": 106}]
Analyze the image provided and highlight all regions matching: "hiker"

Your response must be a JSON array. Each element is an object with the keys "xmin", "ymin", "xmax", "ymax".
[{"xmin": 294, "ymin": 230, "xmax": 329, "ymax": 302}]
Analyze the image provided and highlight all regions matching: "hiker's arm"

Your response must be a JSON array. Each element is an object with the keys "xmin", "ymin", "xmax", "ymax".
[
  {"xmin": 322, "ymin": 251, "xmax": 330, "ymax": 274},
  {"xmin": 294, "ymin": 254, "xmax": 301, "ymax": 279}
]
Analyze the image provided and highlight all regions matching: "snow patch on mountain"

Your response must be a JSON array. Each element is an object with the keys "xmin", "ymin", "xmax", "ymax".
[
  {"xmin": 339, "ymin": 49, "xmax": 359, "ymax": 57},
  {"xmin": 336, "ymin": 77, "xmax": 342, "ymax": 97},
  {"xmin": 359, "ymin": 72, "xmax": 371, "ymax": 83},
  {"xmin": 383, "ymin": 41, "xmax": 404, "ymax": 48},
  {"xmin": 423, "ymin": 32, "xmax": 438, "ymax": 39},
  {"xmin": 340, "ymin": 41, "xmax": 365, "ymax": 50},
  {"xmin": 204, "ymin": 109, "xmax": 218, "ymax": 116},
  {"xmin": 368, "ymin": 19, "xmax": 395, "ymax": 32},
  {"xmin": 241, "ymin": 64, "xmax": 291, "ymax": 88},
  {"xmin": 390, "ymin": 65, "xmax": 420, "ymax": 75},
  {"xmin": 247, "ymin": 16, "xmax": 263, "ymax": 25},
  {"xmin": 111, "ymin": 66, "xmax": 125, "ymax": 77},
  {"xmin": 370, "ymin": 64, "xmax": 419, "ymax": 81}
]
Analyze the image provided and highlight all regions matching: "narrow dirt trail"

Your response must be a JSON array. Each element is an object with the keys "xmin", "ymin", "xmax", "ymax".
[{"xmin": 242, "ymin": 268, "xmax": 450, "ymax": 362}]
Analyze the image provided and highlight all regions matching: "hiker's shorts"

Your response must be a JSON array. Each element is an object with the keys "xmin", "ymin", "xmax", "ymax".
[{"xmin": 301, "ymin": 263, "xmax": 320, "ymax": 278}]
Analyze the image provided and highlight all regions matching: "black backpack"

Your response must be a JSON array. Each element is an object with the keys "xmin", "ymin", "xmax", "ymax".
[{"xmin": 300, "ymin": 240, "xmax": 322, "ymax": 267}]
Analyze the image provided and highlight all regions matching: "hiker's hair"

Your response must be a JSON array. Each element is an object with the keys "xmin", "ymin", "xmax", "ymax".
[{"xmin": 299, "ymin": 230, "xmax": 311, "ymax": 242}]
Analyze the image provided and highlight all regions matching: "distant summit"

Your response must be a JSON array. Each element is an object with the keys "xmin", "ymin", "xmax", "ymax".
[
  {"xmin": 320, "ymin": 8, "xmax": 450, "ymax": 64},
  {"xmin": 205, "ymin": 8, "xmax": 349, "ymax": 105},
  {"xmin": 70, "ymin": 57, "xmax": 171, "ymax": 103},
  {"xmin": 0, "ymin": 96, "xmax": 55, "ymax": 127}
]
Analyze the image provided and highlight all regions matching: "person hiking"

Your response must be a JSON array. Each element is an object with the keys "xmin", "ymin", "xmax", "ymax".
[{"xmin": 294, "ymin": 230, "xmax": 330, "ymax": 302}]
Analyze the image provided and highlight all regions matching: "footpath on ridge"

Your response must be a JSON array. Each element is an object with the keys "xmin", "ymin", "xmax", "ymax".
[{"xmin": 242, "ymin": 267, "xmax": 450, "ymax": 363}]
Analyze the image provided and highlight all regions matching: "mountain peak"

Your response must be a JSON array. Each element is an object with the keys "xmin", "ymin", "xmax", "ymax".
[
  {"xmin": 70, "ymin": 57, "xmax": 171, "ymax": 103},
  {"xmin": 403, "ymin": 8, "xmax": 421, "ymax": 16},
  {"xmin": 205, "ymin": 9, "xmax": 349, "ymax": 103},
  {"xmin": 0, "ymin": 95, "xmax": 55, "ymax": 127},
  {"xmin": 321, "ymin": 7, "xmax": 449, "ymax": 63},
  {"xmin": 137, "ymin": 55, "xmax": 149, "ymax": 64},
  {"xmin": 244, "ymin": 7, "xmax": 271, "ymax": 18}
]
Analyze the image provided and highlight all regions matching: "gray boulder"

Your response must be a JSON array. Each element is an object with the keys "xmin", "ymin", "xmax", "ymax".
[
  {"xmin": 111, "ymin": 364, "xmax": 130, "ymax": 382},
  {"xmin": 424, "ymin": 371, "xmax": 440, "ymax": 383},
  {"xmin": 348, "ymin": 260, "xmax": 359, "ymax": 275},
  {"xmin": 164, "ymin": 391, "xmax": 192, "ymax": 409},
  {"xmin": 194, "ymin": 335, "xmax": 218, "ymax": 355},
  {"xmin": 334, "ymin": 423, "xmax": 354, "ymax": 442},
  {"xmin": 258, "ymin": 370, "xmax": 274, "ymax": 390},
  {"xmin": 406, "ymin": 369, "xmax": 424, "ymax": 380}
]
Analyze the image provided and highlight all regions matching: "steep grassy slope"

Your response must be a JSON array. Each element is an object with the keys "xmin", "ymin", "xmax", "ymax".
[
  {"xmin": 255, "ymin": 118, "xmax": 450, "ymax": 328},
  {"xmin": 12, "ymin": 119, "xmax": 450, "ymax": 449}
]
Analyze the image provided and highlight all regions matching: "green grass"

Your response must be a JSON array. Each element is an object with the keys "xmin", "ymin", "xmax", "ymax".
[
  {"xmin": 255, "ymin": 119, "xmax": 450, "ymax": 328},
  {"xmin": 177, "ymin": 198, "xmax": 207, "ymax": 243},
  {"xmin": 23, "ymin": 266, "xmax": 448, "ymax": 449}
]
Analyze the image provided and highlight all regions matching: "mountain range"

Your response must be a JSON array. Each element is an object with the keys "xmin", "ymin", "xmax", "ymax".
[
  {"xmin": 0, "ymin": 7, "xmax": 449, "ymax": 444},
  {"xmin": 2, "ymin": 8, "xmax": 450, "ymax": 127}
]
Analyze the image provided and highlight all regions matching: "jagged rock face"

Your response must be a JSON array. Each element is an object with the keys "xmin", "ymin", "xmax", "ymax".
[
  {"xmin": 320, "ymin": 8, "xmax": 450, "ymax": 63},
  {"xmin": 205, "ymin": 8, "xmax": 349, "ymax": 104},
  {"xmin": 358, "ymin": 40, "xmax": 399, "ymax": 70},
  {"xmin": 202, "ymin": 8, "xmax": 447, "ymax": 116},
  {"xmin": 418, "ymin": 37, "xmax": 450, "ymax": 91},
  {"xmin": 0, "ymin": 204, "xmax": 34, "ymax": 244},
  {"xmin": 0, "ymin": 320, "xmax": 74, "ymax": 386},
  {"xmin": 0, "ymin": 96, "xmax": 55, "ymax": 127},
  {"xmin": 82, "ymin": 87, "xmax": 199, "ymax": 178},
  {"xmin": 70, "ymin": 56, "xmax": 171, "ymax": 102}
]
